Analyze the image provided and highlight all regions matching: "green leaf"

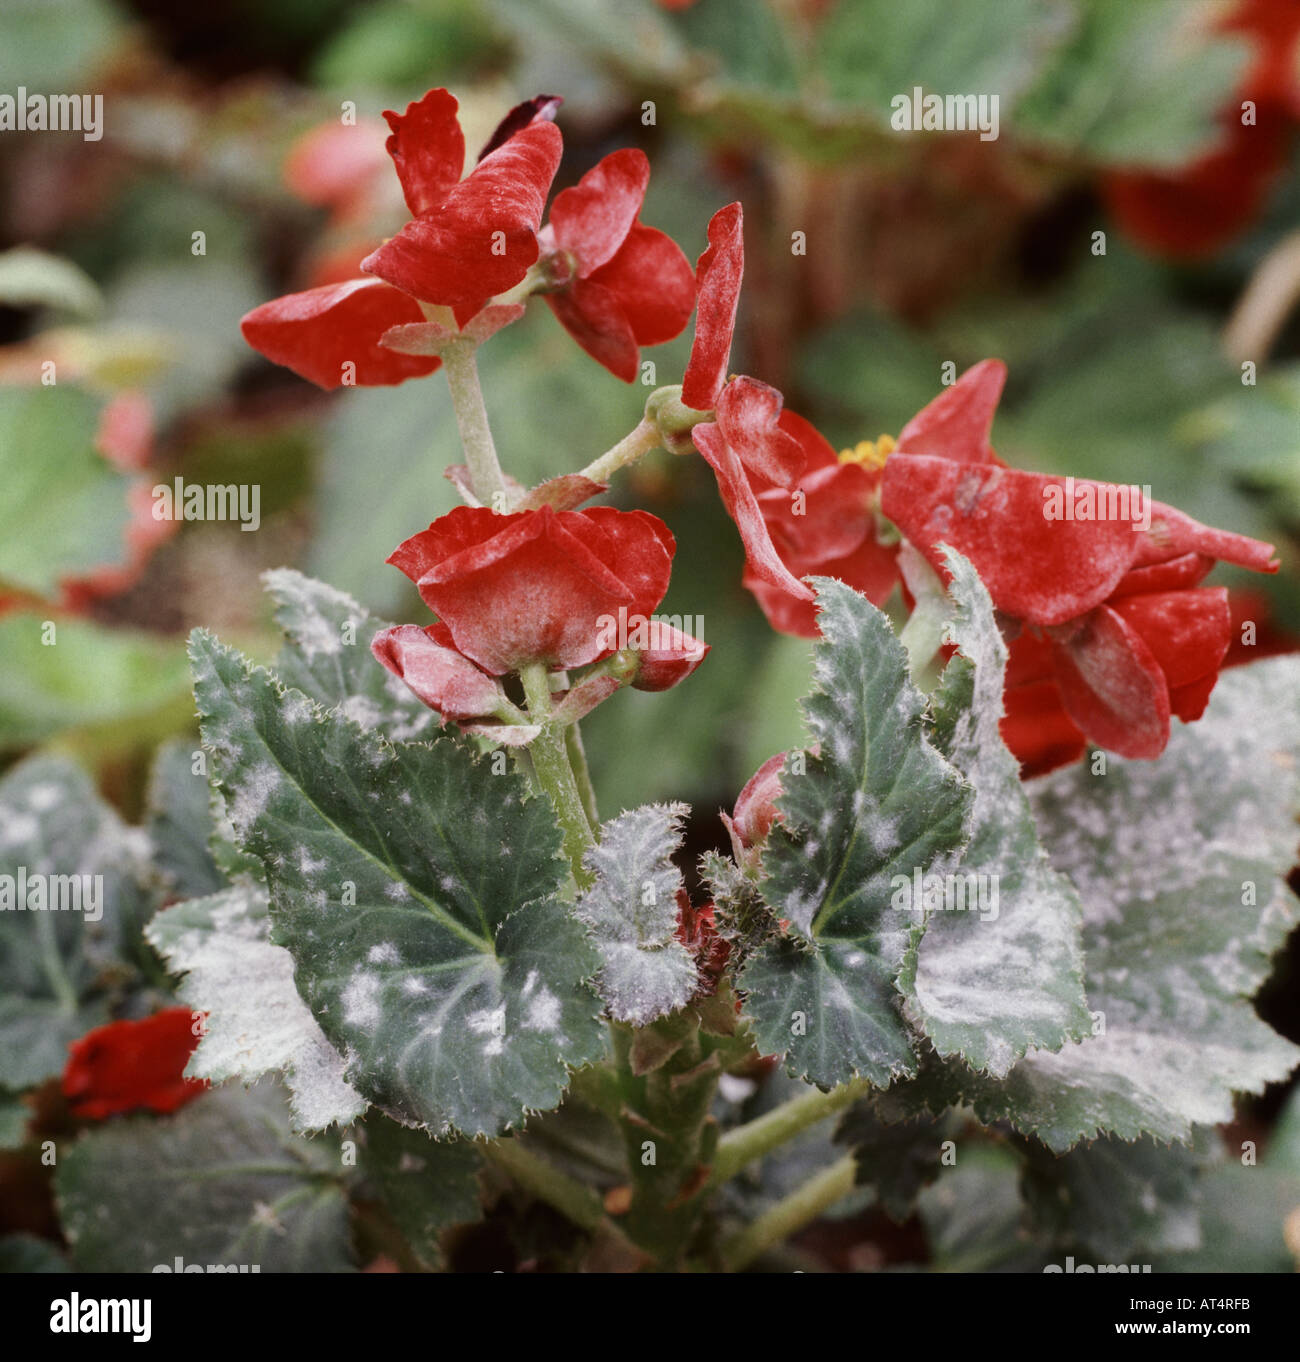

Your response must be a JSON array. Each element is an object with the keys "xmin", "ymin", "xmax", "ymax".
[
  {"xmin": 917, "ymin": 1144, "xmax": 1039, "ymax": 1272},
  {"xmin": 55, "ymin": 1083, "xmax": 355, "ymax": 1272},
  {"xmin": 189, "ymin": 630, "xmax": 606, "ymax": 1136},
  {"xmin": 574, "ymin": 803, "xmax": 698, "ymax": 1026},
  {"xmin": 146, "ymin": 883, "xmax": 367, "ymax": 1132},
  {"xmin": 817, "ymin": 0, "xmax": 1073, "ymax": 119},
  {"xmin": 360, "ymin": 1116, "xmax": 482, "ymax": 1269},
  {"xmin": 0, "ymin": 754, "xmax": 151, "ymax": 1088},
  {"xmin": 1013, "ymin": 0, "xmax": 1250, "ymax": 169},
  {"xmin": 911, "ymin": 658, "xmax": 1300, "ymax": 1150},
  {"xmin": 834, "ymin": 1101, "xmax": 950, "ymax": 1221},
  {"xmin": 262, "ymin": 568, "xmax": 434, "ymax": 740},
  {"xmin": 0, "ymin": 0, "xmax": 124, "ymax": 89},
  {"xmin": 1020, "ymin": 1134, "xmax": 1206, "ymax": 1262},
  {"xmin": 0, "ymin": 386, "xmax": 131, "ymax": 597},
  {"xmin": 899, "ymin": 550, "xmax": 1090, "ymax": 1074},
  {"xmin": 0, "ymin": 612, "xmax": 192, "ymax": 753},
  {"xmin": 0, "ymin": 247, "xmax": 101, "ymax": 315},
  {"xmin": 740, "ymin": 578, "xmax": 970, "ymax": 1089},
  {"xmin": 145, "ymin": 739, "xmax": 226, "ymax": 901}
]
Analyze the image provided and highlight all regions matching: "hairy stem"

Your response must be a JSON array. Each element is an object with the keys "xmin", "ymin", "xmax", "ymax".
[
  {"xmin": 519, "ymin": 663, "xmax": 596, "ymax": 887},
  {"xmin": 720, "ymin": 1153, "xmax": 857, "ymax": 1270},
  {"xmin": 578, "ymin": 419, "xmax": 661, "ymax": 485},
  {"xmin": 442, "ymin": 341, "xmax": 506, "ymax": 507},
  {"xmin": 707, "ymin": 1077, "xmax": 871, "ymax": 1187}
]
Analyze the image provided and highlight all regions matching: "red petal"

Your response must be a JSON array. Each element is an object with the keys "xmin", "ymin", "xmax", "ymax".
[
  {"xmin": 362, "ymin": 121, "xmax": 562, "ymax": 310},
  {"xmin": 1110, "ymin": 551, "xmax": 1215, "ymax": 598},
  {"xmin": 382, "ymin": 88, "xmax": 465, "ymax": 218},
  {"xmin": 732, "ymin": 752, "xmax": 787, "ymax": 846},
  {"xmin": 882, "ymin": 458, "xmax": 1142, "ymax": 626},
  {"xmin": 1138, "ymin": 501, "xmax": 1278, "ymax": 574},
  {"xmin": 1050, "ymin": 605, "xmax": 1170, "ymax": 759},
  {"xmin": 240, "ymin": 278, "xmax": 441, "ymax": 389},
  {"xmin": 587, "ymin": 223, "xmax": 696, "ymax": 346},
  {"xmin": 694, "ymin": 421, "xmax": 815, "ymax": 602},
  {"xmin": 477, "ymin": 94, "xmax": 563, "ymax": 162},
  {"xmin": 63, "ymin": 1009, "xmax": 205, "ymax": 1120},
  {"xmin": 370, "ymin": 623, "xmax": 501, "ymax": 720},
  {"xmin": 1109, "ymin": 587, "xmax": 1231, "ymax": 716},
  {"xmin": 780, "ymin": 408, "xmax": 839, "ymax": 474},
  {"xmin": 999, "ymin": 675, "xmax": 1087, "ymax": 778},
  {"xmin": 545, "ymin": 277, "xmax": 640, "ymax": 381},
  {"xmin": 396, "ymin": 505, "xmax": 674, "ymax": 675},
  {"xmin": 716, "ymin": 377, "xmax": 807, "ymax": 487},
  {"xmin": 896, "ymin": 359, "xmax": 1006, "ymax": 464},
  {"xmin": 549, "ymin": 147, "xmax": 648, "ymax": 275},
  {"xmin": 631, "ymin": 625, "xmax": 711, "ymax": 691},
  {"xmin": 94, "ymin": 391, "xmax": 153, "ymax": 471},
  {"xmin": 682, "ymin": 202, "xmax": 743, "ymax": 411}
]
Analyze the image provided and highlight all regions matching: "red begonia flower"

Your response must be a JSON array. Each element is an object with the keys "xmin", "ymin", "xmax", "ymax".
[
  {"xmin": 743, "ymin": 413, "xmax": 901, "ymax": 637},
  {"xmin": 727, "ymin": 750, "xmax": 787, "ymax": 851},
  {"xmin": 63, "ymin": 1009, "xmax": 206, "ymax": 1120},
  {"xmin": 283, "ymin": 118, "xmax": 392, "ymax": 222},
  {"xmin": 387, "ymin": 504, "xmax": 676, "ymax": 675},
  {"xmin": 243, "ymin": 89, "xmax": 560, "ymax": 387},
  {"xmin": 361, "ymin": 89, "xmax": 562, "ymax": 322},
  {"xmin": 241, "ymin": 277, "xmax": 442, "ymax": 390},
  {"xmin": 737, "ymin": 362, "xmax": 1005, "ymax": 639},
  {"xmin": 881, "ymin": 366, "xmax": 1279, "ymax": 767},
  {"xmin": 539, "ymin": 148, "xmax": 696, "ymax": 381},
  {"xmin": 678, "ymin": 203, "xmax": 817, "ymax": 603},
  {"xmin": 631, "ymin": 624, "xmax": 710, "ymax": 691},
  {"xmin": 1101, "ymin": 0, "xmax": 1300, "ymax": 258}
]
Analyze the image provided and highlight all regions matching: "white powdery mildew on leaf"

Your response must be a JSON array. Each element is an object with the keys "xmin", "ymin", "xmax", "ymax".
[
  {"xmin": 146, "ymin": 884, "xmax": 367, "ymax": 1132},
  {"xmin": 186, "ymin": 628, "xmax": 606, "ymax": 1137},
  {"xmin": 574, "ymin": 803, "xmax": 698, "ymax": 1026},
  {"xmin": 917, "ymin": 656, "xmax": 1300, "ymax": 1150},
  {"xmin": 740, "ymin": 578, "xmax": 971, "ymax": 1090},
  {"xmin": 901, "ymin": 550, "xmax": 1091, "ymax": 1077}
]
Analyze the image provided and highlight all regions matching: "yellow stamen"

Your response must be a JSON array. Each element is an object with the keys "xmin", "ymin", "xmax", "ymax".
[{"xmin": 837, "ymin": 433, "xmax": 896, "ymax": 470}]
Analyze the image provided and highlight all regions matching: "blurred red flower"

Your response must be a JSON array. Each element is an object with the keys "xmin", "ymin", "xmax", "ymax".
[{"xmin": 63, "ymin": 1009, "xmax": 206, "ymax": 1120}]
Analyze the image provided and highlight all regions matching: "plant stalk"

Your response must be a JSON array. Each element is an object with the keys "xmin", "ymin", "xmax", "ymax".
[
  {"xmin": 720, "ymin": 1153, "xmax": 857, "ymax": 1270},
  {"xmin": 442, "ymin": 341, "xmax": 507, "ymax": 507}
]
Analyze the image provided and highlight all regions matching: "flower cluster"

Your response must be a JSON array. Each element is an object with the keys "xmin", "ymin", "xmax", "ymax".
[{"xmin": 241, "ymin": 85, "xmax": 1281, "ymax": 777}]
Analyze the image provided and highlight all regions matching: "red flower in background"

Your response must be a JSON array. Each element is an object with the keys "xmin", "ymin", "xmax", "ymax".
[
  {"xmin": 374, "ymin": 505, "xmax": 708, "ymax": 724},
  {"xmin": 241, "ymin": 89, "xmax": 562, "ymax": 389},
  {"xmin": 537, "ymin": 148, "xmax": 696, "ymax": 380},
  {"xmin": 881, "ymin": 361, "xmax": 1279, "ymax": 771},
  {"xmin": 680, "ymin": 204, "xmax": 822, "ymax": 605},
  {"xmin": 1102, "ymin": 0, "xmax": 1300, "ymax": 258},
  {"xmin": 63, "ymin": 1009, "xmax": 206, "ymax": 1120}
]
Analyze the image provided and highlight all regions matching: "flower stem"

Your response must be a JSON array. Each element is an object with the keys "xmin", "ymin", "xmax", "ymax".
[
  {"xmin": 720, "ymin": 1153, "xmax": 857, "ymax": 1271},
  {"xmin": 442, "ymin": 340, "xmax": 506, "ymax": 507},
  {"xmin": 578, "ymin": 419, "xmax": 661, "ymax": 485},
  {"xmin": 707, "ymin": 1077, "xmax": 870, "ymax": 1187},
  {"xmin": 564, "ymin": 722, "xmax": 600, "ymax": 827},
  {"xmin": 519, "ymin": 662, "xmax": 596, "ymax": 887}
]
